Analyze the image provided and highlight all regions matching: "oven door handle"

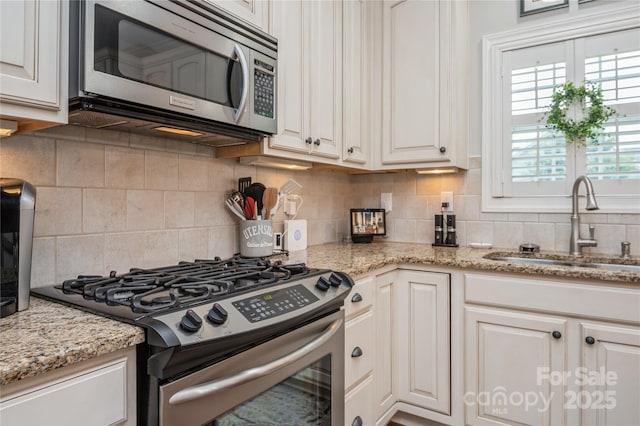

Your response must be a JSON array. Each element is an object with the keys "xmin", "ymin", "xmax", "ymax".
[{"xmin": 168, "ymin": 318, "xmax": 343, "ymax": 405}]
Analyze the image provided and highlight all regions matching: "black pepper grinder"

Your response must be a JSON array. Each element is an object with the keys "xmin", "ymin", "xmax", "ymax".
[
  {"xmin": 434, "ymin": 214, "xmax": 444, "ymax": 245},
  {"xmin": 445, "ymin": 213, "xmax": 457, "ymax": 246}
]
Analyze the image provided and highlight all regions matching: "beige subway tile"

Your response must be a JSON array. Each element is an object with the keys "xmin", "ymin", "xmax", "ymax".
[
  {"xmin": 0, "ymin": 135, "xmax": 56, "ymax": 186},
  {"xmin": 209, "ymin": 159, "xmax": 236, "ymax": 191},
  {"xmin": 492, "ymin": 222, "xmax": 523, "ymax": 250},
  {"xmin": 404, "ymin": 196, "xmax": 428, "ymax": 220},
  {"xmin": 391, "ymin": 219, "xmax": 417, "ymax": 242},
  {"xmin": 86, "ymin": 128, "xmax": 130, "ymax": 147},
  {"xmin": 466, "ymin": 221, "xmax": 494, "ymax": 247},
  {"xmin": 57, "ymin": 140, "xmax": 105, "ymax": 187},
  {"xmin": 589, "ymin": 224, "xmax": 625, "ymax": 255},
  {"xmin": 30, "ymin": 237, "xmax": 56, "ymax": 288},
  {"xmin": 179, "ymin": 155, "xmax": 208, "ymax": 191},
  {"xmin": 625, "ymin": 225, "xmax": 639, "ymax": 255},
  {"xmin": 165, "ymin": 191, "xmax": 195, "ymax": 228},
  {"xmin": 208, "ymin": 226, "xmax": 238, "ymax": 258},
  {"xmin": 56, "ymin": 235, "xmax": 105, "ymax": 282},
  {"xmin": 195, "ymin": 191, "xmax": 233, "ymax": 226},
  {"xmin": 35, "ymin": 124, "xmax": 86, "ymax": 141},
  {"xmin": 144, "ymin": 230, "xmax": 179, "ymax": 267},
  {"xmin": 179, "ymin": 228, "xmax": 209, "ymax": 260},
  {"xmin": 105, "ymin": 145, "xmax": 145, "ymax": 189},
  {"xmin": 127, "ymin": 190, "xmax": 164, "ymax": 231},
  {"xmin": 131, "ymin": 133, "xmax": 167, "ymax": 151},
  {"xmin": 83, "ymin": 189, "xmax": 127, "ymax": 233},
  {"xmin": 145, "ymin": 150, "xmax": 178, "ymax": 190},
  {"xmin": 34, "ymin": 187, "xmax": 82, "ymax": 237},
  {"xmin": 522, "ymin": 222, "xmax": 555, "ymax": 251},
  {"xmin": 166, "ymin": 140, "xmax": 197, "ymax": 155},
  {"xmin": 105, "ymin": 232, "xmax": 145, "ymax": 273}
]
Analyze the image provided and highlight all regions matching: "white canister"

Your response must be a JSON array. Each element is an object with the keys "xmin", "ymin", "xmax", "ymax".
[{"xmin": 239, "ymin": 220, "xmax": 274, "ymax": 257}]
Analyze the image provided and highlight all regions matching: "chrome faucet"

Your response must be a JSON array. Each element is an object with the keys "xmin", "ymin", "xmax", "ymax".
[{"xmin": 569, "ymin": 175, "xmax": 599, "ymax": 256}]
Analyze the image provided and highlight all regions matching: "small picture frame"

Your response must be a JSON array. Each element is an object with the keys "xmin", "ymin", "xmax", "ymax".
[{"xmin": 520, "ymin": 0, "xmax": 568, "ymax": 16}]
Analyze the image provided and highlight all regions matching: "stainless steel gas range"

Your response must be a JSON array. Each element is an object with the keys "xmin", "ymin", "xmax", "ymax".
[{"xmin": 32, "ymin": 256, "xmax": 353, "ymax": 425}]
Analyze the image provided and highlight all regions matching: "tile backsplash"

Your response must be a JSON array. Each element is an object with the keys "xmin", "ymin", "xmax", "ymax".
[
  {"xmin": 0, "ymin": 125, "xmax": 637, "ymax": 287},
  {"xmin": 0, "ymin": 125, "xmax": 350, "ymax": 287}
]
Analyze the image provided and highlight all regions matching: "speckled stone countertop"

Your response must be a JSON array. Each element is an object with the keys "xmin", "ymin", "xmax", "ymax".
[
  {"xmin": 289, "ymin": 242, "xmax": 640, "ymax": 284},
  {"xmin": 0, "ymin": 297, "xmax": 145, "ymax": 386},
  {"xmin": 2, "ymin": 242, "xmax": 636, "ymax": 388}
]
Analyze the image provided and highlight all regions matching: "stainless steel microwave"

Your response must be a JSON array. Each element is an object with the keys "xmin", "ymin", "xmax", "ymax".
[{"xmin": 69, "ymin": 0, "xmax": 277, "ymax": 145}]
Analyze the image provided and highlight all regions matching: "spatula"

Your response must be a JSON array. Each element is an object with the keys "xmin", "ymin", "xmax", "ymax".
[{"xmin": 262, "ymin": 187, "xmax": 278, "ymax": 219}]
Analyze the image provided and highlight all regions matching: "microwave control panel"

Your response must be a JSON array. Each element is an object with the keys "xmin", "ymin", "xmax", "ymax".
[{"xmin": 254, "ymin": 60, "xmax": 275, "ymax": 119}]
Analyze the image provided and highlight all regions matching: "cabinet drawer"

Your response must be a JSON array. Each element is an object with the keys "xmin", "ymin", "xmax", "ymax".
[
  {"xmin": 0, "ymin": 358, "xmax": 128, "ymax": 426},
  {"xmin": 345, "ymin": 375, "xmax": 374, "ymax": 426},
  {"xmin": 345, "ymin": 276, "xmax": 373, "ymax": 319},
  {"xmin": 345, "ymin": 311, "xmax": 374, "ymax": 390}
]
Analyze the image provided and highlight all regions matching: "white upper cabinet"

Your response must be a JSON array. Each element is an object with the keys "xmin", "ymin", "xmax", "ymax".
[
  {"xmin": 204, "ymin": 0, "xmax": 269, "ymax": 31},
  {"xmin": 267, "ymin": 0, "xmax": 343, "ymax": 161},
  {"xmin": 0, "ymin": 0, "xmax": 68, "ymax": 127},
  {"xmin": 376, "ymin": 0, "xmax": 468, "ymax": 169},
  {"xmin": 342, "ymin": 0, "xmax": 371, "ymax": 167}
]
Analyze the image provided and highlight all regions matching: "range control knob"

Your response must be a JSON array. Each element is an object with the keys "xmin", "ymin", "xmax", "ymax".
[
  {"xmin": 207, "ymin": 303, "xmax": 228, "ymax": 325},
  {"xmin": 329, "ymin": 273, "xmax": 342, "ymax": 287},
  {"xmin": 180, "ymin": 309, "xmax": 202, "ymax": 332},
  {"xmin": 316, "ymin": 276, "xmax": 330, "ymax": 291}
]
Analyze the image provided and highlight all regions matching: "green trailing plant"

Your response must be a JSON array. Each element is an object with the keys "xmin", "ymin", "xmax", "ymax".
[{"xmin": 544, "ymin": 81, "xmax": 616, "ymax": 147}]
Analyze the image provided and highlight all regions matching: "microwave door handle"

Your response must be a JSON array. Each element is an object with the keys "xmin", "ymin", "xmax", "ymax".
[
  {"xmin": 232, "ymin": 43, "xmax": 249, "ymax": 123},
  {"xmin": 168, "ymin": 318, "xmax": 343, "ymax": 405}
]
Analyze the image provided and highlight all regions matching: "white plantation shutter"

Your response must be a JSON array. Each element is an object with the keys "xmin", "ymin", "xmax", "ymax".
[
  {"xmin": 579, "ymin": 29, "xmax": 640, "ymax": 191},
  {"xmin": 502, "ymin": 42, "xmax": 572, "ymax": 196}
]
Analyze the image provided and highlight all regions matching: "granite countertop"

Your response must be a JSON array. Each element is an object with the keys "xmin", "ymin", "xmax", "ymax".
[
  {"xmin": 294, "ymin": 242, "xmax": 640, "ymax": 284},
  {"xmin": 2, "ymin": 242, "xmax": 637, "ymax": 388},
  {"xmin": 0, "ymin": 297, "xmax": 145, "ymax": 386}
]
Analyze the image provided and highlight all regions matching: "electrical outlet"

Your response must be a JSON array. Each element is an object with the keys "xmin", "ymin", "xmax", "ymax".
[
  {"xmin": 441, "ymin": 191, "xmax": 454, "ymax": 212},
  {"xmin": 381, "ymin": 193, "xmax": 392, "ymax": 212}
]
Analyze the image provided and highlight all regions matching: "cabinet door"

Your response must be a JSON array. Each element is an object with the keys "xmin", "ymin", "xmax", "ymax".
[
  {"xmin": 342, "ymin": 0, "xmax": 369, "ymax": 166},
  {"xmin": 203, "ymin": 0, "xmax": 269, "ymax": 31},
  {"xmin": 581, "ymin": 323, "xmax": 640, "ymax": 426},
  {"xmin": 395, "ymin": 270, "xmax": 450, "ymax": 414},
  {"xmin": 268, "ymin": 0, "xmax": 342, "ymax": 160},
  {"xmin": 374, "ymin": 271, "xmax": 396, "ymax": 417},
  {"xmin": 345, "ymin": 375, "xmax": 374, "ymax": 426},
  {"xmin": 465, "ymin": 306, "xmax": 567, "ymax": 426},
  {"xmin": 0, "ymin": 0, "xmax": 66, "ymax": 122},
  {"xmin": 381, "ymin": 0, "xmax": 442, "ymax": 164},
  {"xmin": 345, "ymin": 311, "xmax": 375, "ymax": 392}
]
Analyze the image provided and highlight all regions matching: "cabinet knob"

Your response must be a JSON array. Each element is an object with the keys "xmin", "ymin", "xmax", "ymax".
[
  {"xmin": 351, "ymin": 346, "xmax": 363, "ymax": 358},
  {"xmin": 347, "ymin": 146, "xmax": 354, "ymax": 154},
  {"xmin": 305, "ymin": 137, "xmax": 313, "ymax": 144},
  {"xmin": 351, "ymin": 293, "xmax": 363, "ymax": 303},
  {"xmin": 439, "ymin": 146, "xmax": 446, "ymax": 153},
  {"xmin": 352, "ymin": 416, "xmax": 363, "ymax": 426},
  {"xmin": 552, "ymin": 330, "xmax": 562, "ymax": 339},
  {"xmin": 585, "ymin": 336, "xmax": 596, "ymax": 345},
  {"xmin": 314, "ymin": 138, "xmax": 321, "ymax": 146}
]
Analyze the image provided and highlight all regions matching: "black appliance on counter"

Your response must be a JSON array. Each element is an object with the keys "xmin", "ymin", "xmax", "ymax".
[
  {"xmin": 1, "ymin": 178, "xmax": 36, "ymax": 318},
  {"xmin": 32, "ymin": 255, "xmax": 353, "ymax": 425}
]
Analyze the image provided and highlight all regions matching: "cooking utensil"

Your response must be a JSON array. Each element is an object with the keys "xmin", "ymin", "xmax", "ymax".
[
  {"xmin": 262, "ymin": 187, "xmax": 278, "ymax": 219},
  {"xmin": 243, "ymin": 183, "xmax": 266, "ymax": 217},
  {"xmin": 225, "ymin": 199, "xmax": 246, "ymax": 221},
  {"xmin": 244, "ymin": 196, "xmax": 256, "ymax": 220},
  {"xmin": 238, "ymin": 177, "xmax": 251, "ymax": 194},
  {"xmin": 271, "ymin": 179, "xmax": 303, "ymax": 218}
]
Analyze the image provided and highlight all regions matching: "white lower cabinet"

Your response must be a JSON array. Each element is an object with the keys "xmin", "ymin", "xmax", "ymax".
[
  {"xmin": 0, "ymin": 347, "xmax": 136, "ymax": 426},
  {"xmin": 345, "ymin": 375, "xmax": 374, "ymax": 426},
  {"xmin": 374, "ymin": 271, "xmax": 396, "ymax": 418},
  {"xmin": 395, "ymin": 270, "xmax": 450, "ymax": 415},
  {"xmin": 464, "ymin": 272, "xmax": 640, "ymax": 426}
]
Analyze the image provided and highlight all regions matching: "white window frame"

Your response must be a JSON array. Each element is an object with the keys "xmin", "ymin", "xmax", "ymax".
[{"xmin": 482, "ymin": 5, "xmax": 640, "ymax": 213}]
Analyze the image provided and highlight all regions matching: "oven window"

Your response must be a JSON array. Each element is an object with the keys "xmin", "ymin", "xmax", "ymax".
[
  {"xmin": 208, "ymin": 355, "xmax": 332, "ymax": 426},
  {"xmin": 93, "ymin": 5, "xmax": 242, "ymax": 108}
]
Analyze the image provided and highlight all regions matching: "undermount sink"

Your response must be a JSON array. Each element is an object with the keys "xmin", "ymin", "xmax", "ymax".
[{"xmin": 483, "ymin": 252, "xmax": 640, "ymax": 273}]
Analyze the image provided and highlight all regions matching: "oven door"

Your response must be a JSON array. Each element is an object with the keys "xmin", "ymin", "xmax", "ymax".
[
  {"xmin": 81, "ymin": 1, "xmax": 275, "ymax": 132},
  {"xmin": 160, "ymin": 310, "xmax": 344, "ymax": 426}
]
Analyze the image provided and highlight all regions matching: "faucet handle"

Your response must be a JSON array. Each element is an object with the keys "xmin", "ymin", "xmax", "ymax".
[{"xmin": 588, "ymin": 225, "xmax": 596, "ymax": 239}]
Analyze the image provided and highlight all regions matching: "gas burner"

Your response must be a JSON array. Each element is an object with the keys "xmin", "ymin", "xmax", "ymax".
[{"xmin": 53, "ymin": 255, "xmax": 314, "ymax": 315}]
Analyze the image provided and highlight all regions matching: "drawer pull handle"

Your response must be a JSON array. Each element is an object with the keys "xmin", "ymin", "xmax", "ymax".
[
  {"xmin": 552, "ymin": 330, "xmax": 562, "ymax": 339},
  {"xmin": 351, "ymin": 293, "xmax": 363, "ymax": 303},
  {"xmin": 352, "ymin": 416, "xmax": 363, "ymax": 426},
  {"xmin": 585, "ymin": 336, "xmax": 596, "ymax": 345},
  {"xmin": 351, "ymin": 346, "xmax": 363, "ymax": 358}
]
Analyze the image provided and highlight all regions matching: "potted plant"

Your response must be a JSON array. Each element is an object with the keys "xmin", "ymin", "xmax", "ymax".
[{"xmin": 544, "ymin": 81, "xmax": 616, "ymax": 146}]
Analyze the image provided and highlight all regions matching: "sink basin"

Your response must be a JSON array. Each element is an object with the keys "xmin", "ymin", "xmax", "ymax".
[{"xmin": 483, "ymin": 252, "xmax": 640, "ymax": 273}]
